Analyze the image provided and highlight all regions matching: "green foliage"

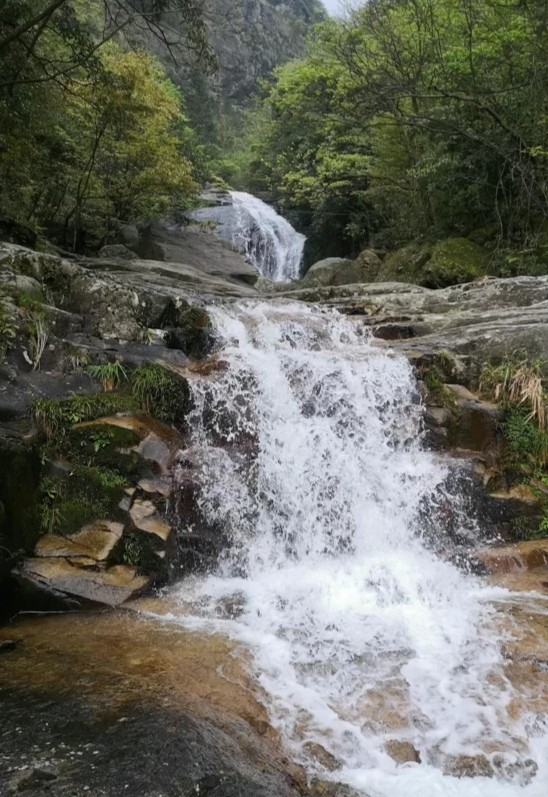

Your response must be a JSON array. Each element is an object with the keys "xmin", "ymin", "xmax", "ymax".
[
  {"xmin": 87, "ymin": 361, "xmax": 129, "ymax": 392},
  {"xmin": 33, "ymin": 394, "xmax": 135, "ymax": 440},
  {"xmin": 244, "ymin": 0, "xmax": 548, "ymax": 267},
  {"xmin": 503, "ymin": 410, "xmax": 548, "ymax": 473},
  {"xmin": 130, "ymin": 363, "xmax": 191, "ymax": 424},
  {"xmin": 0, "ymin": 9, "xmax": 199, "ymax": 251},
  {"xmin": 0, "ymin": 293, "xmax": 17, "ymax": 362}
]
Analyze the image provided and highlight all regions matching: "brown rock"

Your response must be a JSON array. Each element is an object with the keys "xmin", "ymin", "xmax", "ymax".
[
  {"xmin": 384, "ymin": 740, "xmax": 421, "ymax": 764},
  {"xmin": 35, "ymin": 521, "xmax": 124, "ymax": 563},
  {"xmin": 475, "ymin": 539, "xmax": 548, "ymax": 574},
  {"xmin": 443, "ymin": 754, "xmax": 493, "ymax": 778},
  {"xmin": 129, "ymin": 499, "xmax": 174, "ymax": 546},
  {"xmin": 14, "ymin": 558, "xmax": 151, "ymax": 607}
]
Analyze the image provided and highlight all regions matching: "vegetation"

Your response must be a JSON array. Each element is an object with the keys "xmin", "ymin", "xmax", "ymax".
[
  {"xmin": 87, "ymin": 361, "xmax": 128, "ymax": 392},
  {"xmin": 131, "ymin": 363, "xmax": 191, "ymax": 424},
  {"xmin": 240, "ymin": 0, "xmax": 548, "ymax": 268},
  {"xmin": 0, "ymin": 293, "xmax": 17, "ymax": 362},
  {"xmin": 33, "ymin": 394, "xmax": 135, "ymax": 440},
  {"xmin": 0, "ymin": 1, "xmax": 323, "ymax": 252},
  {"xmin": 480, "ymin": 359, "xmax": 547, "ymax": 432},
  {"xmin": 0, "ymin": 2, "xmax": 205, "ymax": 251}
]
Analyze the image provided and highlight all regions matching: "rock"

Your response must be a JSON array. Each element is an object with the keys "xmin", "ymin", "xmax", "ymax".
[
  {"xmin": 146, "ymin": 220, "xmax": 259, "ymax": 286},
  {"xmin": 129, "ymin": 499, "xmax": 174, "ymax": 547},
  {"xmin": 384, "ymin": 740, "xmax": 421, "ymax": 764},
  {"xmin": 10, "ymin": 766, "xmax": 59, "ymax": 792},
  {"xmin": 14, "ymin": 558, "xmax": 152, "ymax": 608},
  {"xmin": 301, "ymin": 258, "xmax": 355, "ymax": 287},
  {"xmin": 273, "ymin": 274, "xmax": 548, "ymax": 376},
  {"xmin": 446, "ymin": 385, "xmax": 502, "ymax": 452},
  {"xmin": 163, "ymin": 305, "xmax": 214, "ymax": 358},
  {"xmin": 473, "ymin": 539, "xmax": 548, "ymax": 575},
  {"xmin": 113, "ymin": 221, "xmax": 140, "ymax": 252},
  {"xmin": 98, "ymin": 244, "xmax": 138, "ymax": 260},
  {"xmin": 0, "ymin": 638, "xmax": 17, "ymax": 654},
  {"xmin": 302, "ymin": 742, "xmax": 341, "ymax": 771},
  {"xmin": 480, "ymin": 485, "xmax": 543, "ymax": 540},
  {"xmin": 443, "ymin": 754, "xmax": 493, "ymax": 778},
  {"xmin": 35, "ymin": 521, "xmax": 124, "ymax": 563}
]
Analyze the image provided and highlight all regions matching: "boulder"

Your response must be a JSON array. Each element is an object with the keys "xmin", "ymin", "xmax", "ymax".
[
  {"xmin": 472, "ymin": 539, "xmax": 548, "ymax": 575},
  {"xmin": 98, "ymin": 244, "xmax": 138, "ymax": 261},
  {"xmin": 35, "ymin": 521, "xmax": 124, "ymax": 563},
  {"xmin": 14, "ymin": 557, "xmax": 152, "ymax": 608},
  {"xmin": 384, "ymin": 740, "xmax": 421, "ymax": 764},
  {"xmin": 301, "ymin": 258, "xmax": 354, "ymax": 287}
]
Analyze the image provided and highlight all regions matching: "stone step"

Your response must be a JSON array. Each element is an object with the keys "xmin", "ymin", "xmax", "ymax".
[
  {"xmin": 35, "ymin": 521, "xmax": 124, "ymax": 563},
  {"xmin": 14, "ymin": 558, "xmax": 151, "ymax": 608}
]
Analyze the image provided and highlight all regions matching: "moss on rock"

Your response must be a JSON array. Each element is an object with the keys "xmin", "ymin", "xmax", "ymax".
[{"xmin": 421, "ymin": 238, "xmax": 489, "ymax": 288}]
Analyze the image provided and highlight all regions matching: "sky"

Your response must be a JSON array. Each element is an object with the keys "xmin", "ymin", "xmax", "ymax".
[{"xmin": 322, "ymin": 0, "xmax": 345, "ymax": 16}]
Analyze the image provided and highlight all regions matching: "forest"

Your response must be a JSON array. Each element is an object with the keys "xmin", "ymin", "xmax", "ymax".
[{"xmin": 2, "ymin": 0, "xmax": 548, "ymax": 278}]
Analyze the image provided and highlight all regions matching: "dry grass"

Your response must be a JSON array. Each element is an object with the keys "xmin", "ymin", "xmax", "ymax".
[{"xmin": 481, "ymin": 359, "xmax": 547, "ymax": 431}]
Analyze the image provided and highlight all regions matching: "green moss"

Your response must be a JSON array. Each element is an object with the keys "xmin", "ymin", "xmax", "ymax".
[
  {"xmin": 112, "ymin": 532, "xmax": 168, "ymax": 582},
  {"xmin": 380, "ymin": 242, "xmax": 432, "ymax": 282},
  {"xmin": 39, "ymin": 465, "xmax": 129, "ymax": 537},
  {"xmin": 131, "ymin": 363, "xmax": 191, "ymax": 425},
  {"xmin": 421, "ymin": 238, "xmax": 489, "ymax": 288},
  {"xmin": 33, "ymin": 394, "xmax": 135, "ymax": 440}
]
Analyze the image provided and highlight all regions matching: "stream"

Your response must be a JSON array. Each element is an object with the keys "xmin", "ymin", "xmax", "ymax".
[{"xmin": 154, "ymin": 300, "xmax": 547, "ymax": 796}]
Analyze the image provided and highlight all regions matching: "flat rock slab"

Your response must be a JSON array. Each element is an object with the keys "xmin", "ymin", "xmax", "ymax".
[
  {"xmin": 14, "ymin": 558, "xmax": 151, "ymax": 607},
  {"xmin": 35, "ymin": 521, "xmax": 124, "ymax": 562},
  {"xmin": 475, "ymin": 539, "xmax": 548, "ymax": 574}
]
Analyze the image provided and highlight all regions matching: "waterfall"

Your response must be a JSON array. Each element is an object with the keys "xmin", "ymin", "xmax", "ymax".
[
  {"xmin": 170, "ymin": 301, "xmax": 547, "ymax": 797},
  {"xmin": 229, "ymin": 191, "xmax": 306, "ymax": 282}
]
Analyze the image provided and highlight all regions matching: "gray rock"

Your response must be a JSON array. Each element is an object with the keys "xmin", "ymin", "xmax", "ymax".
[
  {"xmin": 301, "ymin": 257, "xmax": 354, "ymax": 287},
  {"xmin": 98, "ymin": 244, "xmax": 138, "ymax": 260},
  {"xmin": 301, "ymin": 251, "xmax": 383, "ymax": 287}
]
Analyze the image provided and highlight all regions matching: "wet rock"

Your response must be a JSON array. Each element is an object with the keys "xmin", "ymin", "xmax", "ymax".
[
  {"xmin": 35, "ymin": 521, "xmax": 124, "ymax": 563},
  {"xmin": 302, "ymin": 742, "xmax": 341, "ymax": 771},
  {"xmin": 443, "ymin": 753, "xmax": 494, "ymax": 778},
  {"xmin": 446, "ymin": 385, "xmax": 502, "ymax": 451},
  {"xmin": 473, "ymin": 539, "xmax": 548, "ymax": 574},
  {"xmin": 384, "ymin": 739, "xmax": 421, "ymax": 764},
  {"xmin": 9, "ymin": 766, "xmax": 59, "ymax": 792},
  {"xmin": 14, "ymin": 558, "xmax": 152, "ymax": 608},
  {"xmin": 129, "ymin": 499, "xmax": 174, "ymax": 547},
  {"xmin": 480, "ymin": 485, "xmax": 543, "ymax": 540}
]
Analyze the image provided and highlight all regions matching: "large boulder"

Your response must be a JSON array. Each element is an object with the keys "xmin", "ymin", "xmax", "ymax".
[
  {"xmin": 301, "ymin": 258, "xmax": 354, "ymax": 287},
  {"xmin": 379, "ymin": 238, "xmax": 489, "ymax": 288},
  {"xmin": 302, "ymin": 251, "xmax": 383, "ymax": 287}
]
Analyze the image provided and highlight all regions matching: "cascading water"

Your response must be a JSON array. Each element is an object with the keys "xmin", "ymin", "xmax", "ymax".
[
  {"xmin": 230, "ymin": 191, "xmax": 306, "ymax": 282},
  {"xmin": 169, "ymin": 301, "xmax": 547, "ymax": 797}
]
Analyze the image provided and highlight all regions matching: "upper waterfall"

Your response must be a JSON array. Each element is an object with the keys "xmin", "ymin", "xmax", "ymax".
[{"xmin": 229, "ymin": 191, "xmax": 306, "ymax": 282}]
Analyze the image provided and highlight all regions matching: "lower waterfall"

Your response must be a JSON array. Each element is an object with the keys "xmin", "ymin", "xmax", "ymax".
[{"xmin": 169, "ymin": 301, "xmax": 547, "ymax": 796}]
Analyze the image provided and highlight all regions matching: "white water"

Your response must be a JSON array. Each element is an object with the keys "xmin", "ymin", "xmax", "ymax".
[
  {"xmin": 170, "ymin": 301, "xmax": 547, "ymax": 796},
  {"xmin": 230, "ymin": 191, "xmax": 306, "ymax": 282}
]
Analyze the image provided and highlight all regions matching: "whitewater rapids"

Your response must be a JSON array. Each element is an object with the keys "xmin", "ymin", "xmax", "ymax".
[{"xmin": 166, "ymin": 301, "xmax": 547, "ymax": 797}]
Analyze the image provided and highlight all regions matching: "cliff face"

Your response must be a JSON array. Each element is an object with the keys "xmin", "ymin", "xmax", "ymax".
[{"xmin": 133, "ymin": 0, "xmax": 326, "ymax": 145}]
